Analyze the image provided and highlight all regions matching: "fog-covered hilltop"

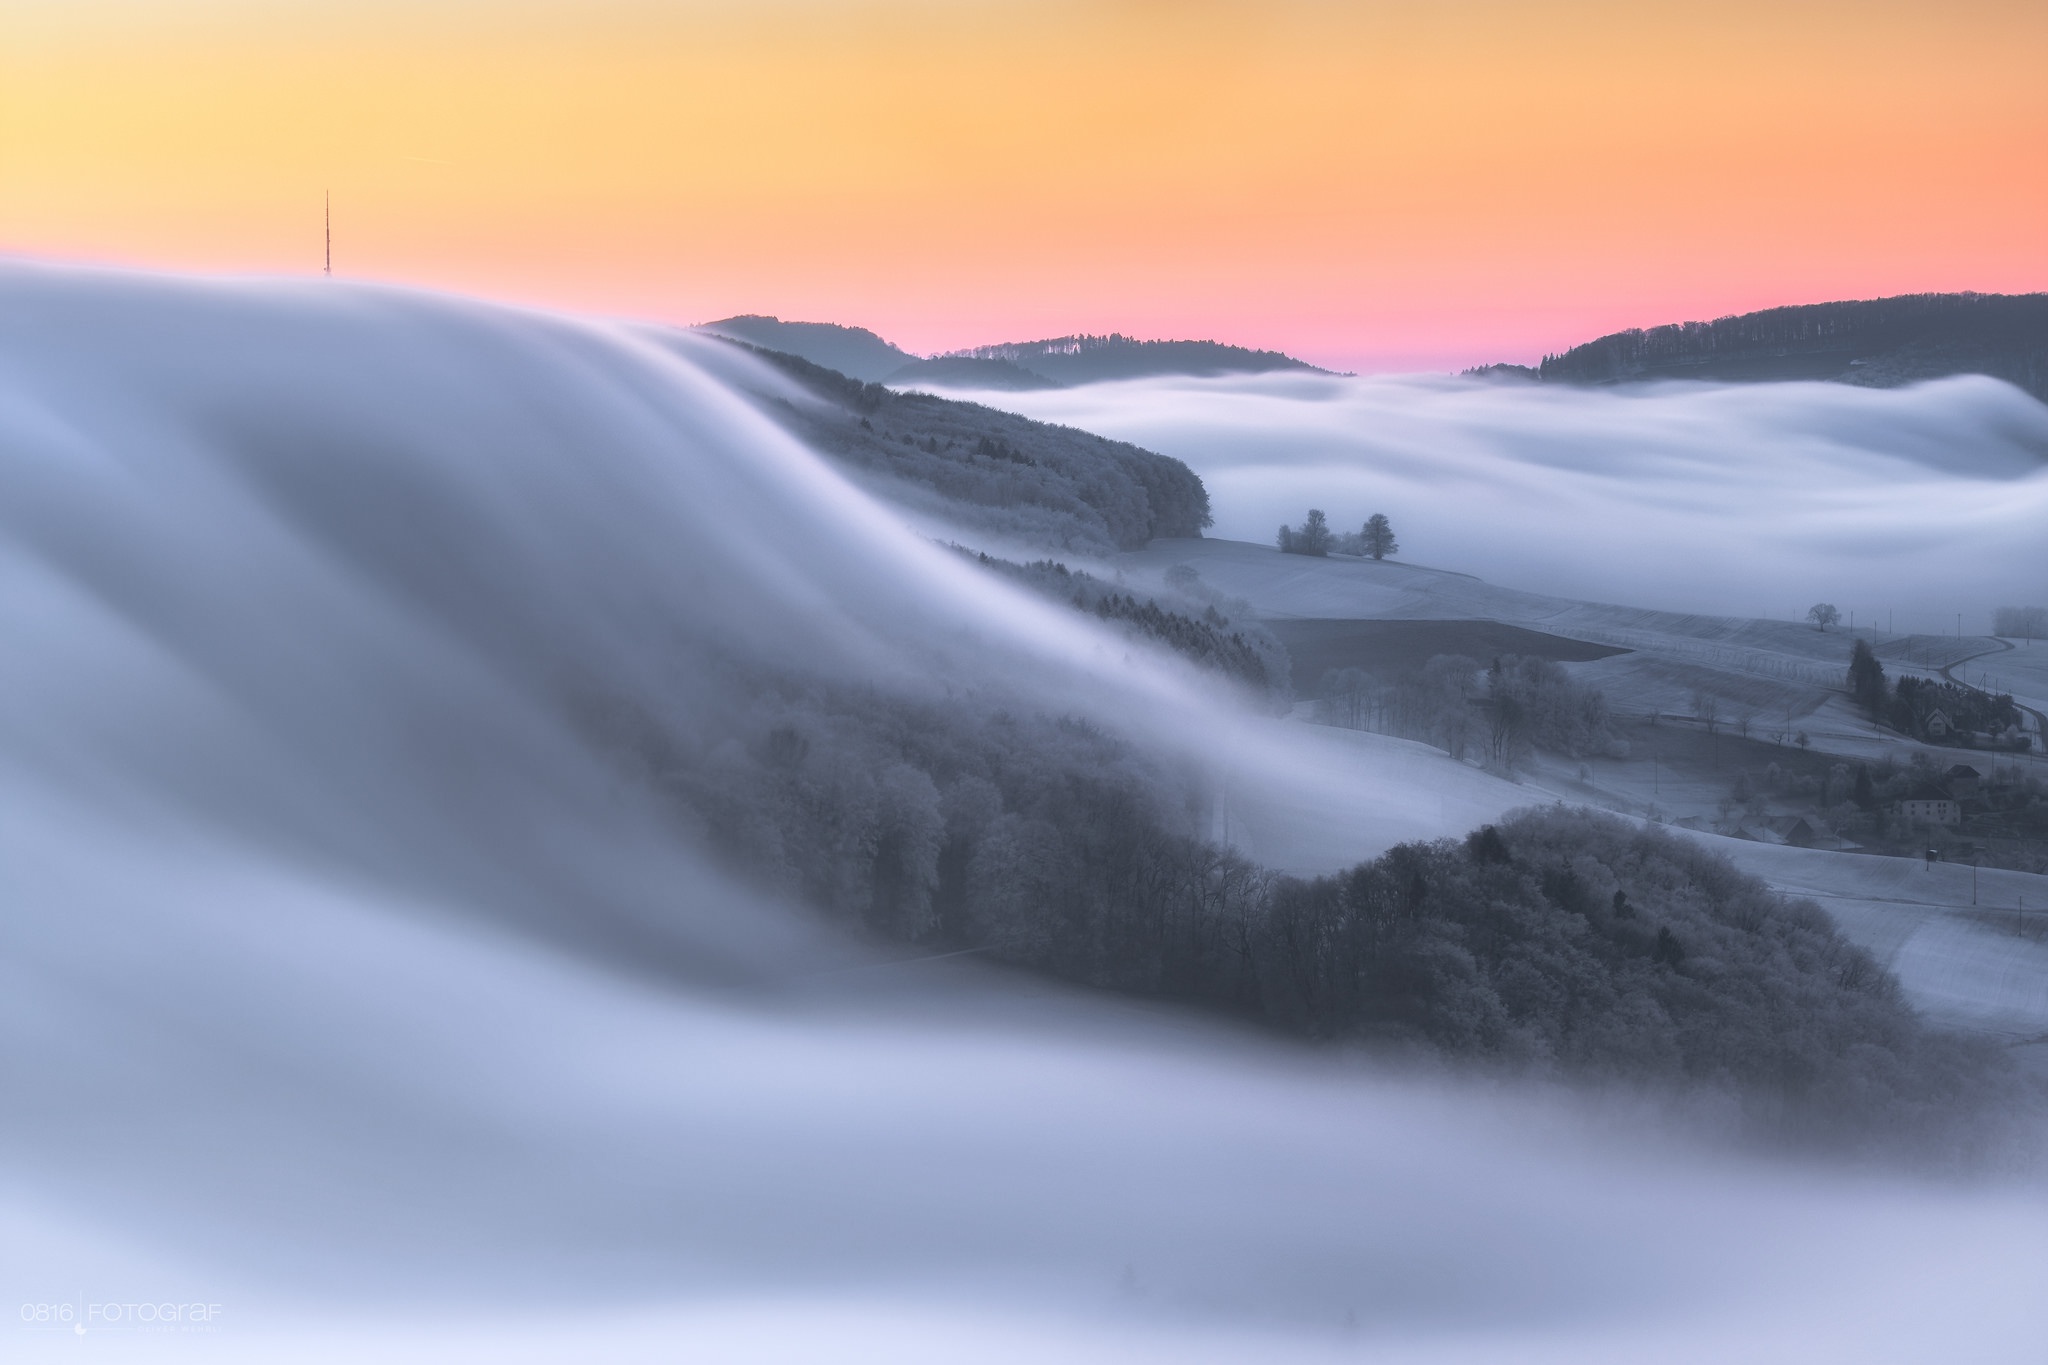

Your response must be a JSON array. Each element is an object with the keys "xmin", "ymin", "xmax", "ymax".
[
  {"xmin": 1535, "ymin": 292, "xmax": 2048, "ymax": 401},
  {"xmin": 696, "ymin": 313, "xmax": 916, "ymax": 382}
]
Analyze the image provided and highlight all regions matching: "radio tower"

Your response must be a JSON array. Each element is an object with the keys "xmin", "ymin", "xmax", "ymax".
[{"xmin": 324, "ymin": 192, "xmax": 332, "ymax": 276}]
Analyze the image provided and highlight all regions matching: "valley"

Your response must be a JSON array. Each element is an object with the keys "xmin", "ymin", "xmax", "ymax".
[{"xmin": 1116, "ymin": 538, "xmax": 2048, "ymax": 1067}]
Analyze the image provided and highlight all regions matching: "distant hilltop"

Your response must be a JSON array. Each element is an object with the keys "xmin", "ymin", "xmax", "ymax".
[
  {"xmin": 697, "ymin": 316, "xmax": 1330, "ymax": 388},
  {"xmin": 931, "ymin": 333, "xmax": 1331, "ymax": 386},
  {"xmin": 697, "ymin": 315, "xmax": 915, "ymax": 384},
  {"xmin": 1510, "ymin": 293, "xmax": 2048, "ymax": 401}
]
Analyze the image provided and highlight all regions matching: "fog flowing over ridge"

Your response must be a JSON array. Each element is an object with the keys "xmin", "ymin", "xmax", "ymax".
[
  {"xmin": 3, "ymin": 263, "xmax": 2046, "ymax": 1363},
  {"xmin": 932, "ymin": 371, "xmax": 2048, "ymax": 630}
]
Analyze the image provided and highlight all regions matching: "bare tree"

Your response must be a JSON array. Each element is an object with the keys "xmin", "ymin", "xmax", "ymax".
[{"xmin": 1807, "ymin": 603, "xmax": 1841, "ymax": 631}]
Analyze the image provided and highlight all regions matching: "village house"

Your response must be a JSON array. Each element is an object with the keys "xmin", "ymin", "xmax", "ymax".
[
  {"xmin": 1944, "ymin": 764, "xmax": 1982, "ymax": 800},
  {"xmin": 1921, "ymin": 709, "xmax": 1954, "ymax": 741},
  {"xmin": 1893, "ymin": 782, "xmax": 1961, "ymax": 826}
]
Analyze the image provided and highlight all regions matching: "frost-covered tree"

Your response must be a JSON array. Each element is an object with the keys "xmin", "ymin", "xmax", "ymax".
[
  {"xmin": 1994, "ymin": 605, "xmax": 2048, "ymax": 641},
  {"xmin": 1361, "ymin": 512, "xmax": 1398, "ymax": 561},
  {"xmin": 1848, "ymin": 638, "xmax": 1887, "ymax": 711},
  {"xmin": 1807, "ymin": 603, "xmax": 1840, "ymax": 631},
  {"xmin": 1279, "ymin": 508, "xmax": 1332, "ymax": 557}
]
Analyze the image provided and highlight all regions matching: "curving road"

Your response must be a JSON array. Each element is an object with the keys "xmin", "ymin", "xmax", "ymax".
[{"xmin": 1941, "ymin": 637, "xmax": 2048, "ymax": 738}]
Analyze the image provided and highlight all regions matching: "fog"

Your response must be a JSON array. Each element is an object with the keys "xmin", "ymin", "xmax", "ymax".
[
  {"xmin": 3, "ymin": 263, "xmax": 2045, "ymax": 1361},
  {"xmin": 933, "ymin": 371, "xmax": 2048, "ymax": 630}
]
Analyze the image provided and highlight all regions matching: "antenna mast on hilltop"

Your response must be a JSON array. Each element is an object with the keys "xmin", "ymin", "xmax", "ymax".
[{"xmin": 324, "ymin": 192, "xmax": 332, "ymax": 276}]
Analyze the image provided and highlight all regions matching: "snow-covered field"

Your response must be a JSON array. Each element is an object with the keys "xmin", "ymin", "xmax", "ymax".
[
  {"xmin": 5, "ymin": 263, "xmax": 2047, "ymax": 1362},
  {"xmin": 1120, "ymin": 538, "xmax": 2047, "ymax": 761}
]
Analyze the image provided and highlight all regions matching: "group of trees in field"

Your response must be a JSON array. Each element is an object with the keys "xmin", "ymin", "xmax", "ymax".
[
  {"xmin": 1995, "ymin": 605, "xmax": 2048, "ymax": 640},
  {"xmin": 1278, "ymin": 510, "xmax": 1398, "ymax": 560},
  {"xmin": 1317, "ymin": 653, "xmax": 1621, "ymax": 766},
  {"xmin": 1850, "ymin": 640, "xmax": 2025, "ymax": 746},
  {"xmin": 589, "ymin": 663, "xmax": 2018, "ymax": 1153}
]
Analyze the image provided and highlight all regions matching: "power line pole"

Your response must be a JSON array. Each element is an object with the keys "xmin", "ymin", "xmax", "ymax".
[{"xmin": 325, "ymin": 191, "xmax": 332, "ymax": 276}]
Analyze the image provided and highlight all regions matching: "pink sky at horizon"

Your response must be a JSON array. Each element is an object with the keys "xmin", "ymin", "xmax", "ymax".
[{"xmin": 2, "ymin": 1, "xmax": 2042, "ymax": 373}]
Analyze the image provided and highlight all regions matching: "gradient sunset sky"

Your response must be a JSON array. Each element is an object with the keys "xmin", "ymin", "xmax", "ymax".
[{"xmin": 4, "ymin": 0, "xmax": 2043, "ymax": 371}]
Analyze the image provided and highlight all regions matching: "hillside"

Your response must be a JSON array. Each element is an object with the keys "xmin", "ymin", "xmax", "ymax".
[
  {"xmin": 1535, "ymin": 293, "xmax": 2048, "ymax": 401},
  {"xmin": 696, "ymin": 314, "xmax": 917, "ymax": 382},
  {"xmin": 943, "ymin": 332, "xmax": 1330, "ymax": 385},
  {"xmin": 697, "ymin": 338, "xmax": 1212, "ymax": 552}
]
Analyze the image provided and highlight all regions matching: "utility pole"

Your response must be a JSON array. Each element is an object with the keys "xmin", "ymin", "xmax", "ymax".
[{"xmin": 325, "ymin": 191, "xmax": 332, "ymax": 276}]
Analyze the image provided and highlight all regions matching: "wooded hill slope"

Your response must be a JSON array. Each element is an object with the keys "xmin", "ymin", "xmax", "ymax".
[{"xmin": 711, "ymin": 340, "xmax": 1213, "ymax": 554}]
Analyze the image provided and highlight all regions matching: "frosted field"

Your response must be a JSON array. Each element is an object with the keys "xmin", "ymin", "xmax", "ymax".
[
  {"xmin": 5, "ymin": 263, "xmax": 2047, "ymax": 1362},
  {"xmin": 931, "ymin": 368, "xmax": 2048, "ymax": 630},
  {"xmin": 1117, "ymin": 538, "xmax": 2046, "ymax": 757},
  {"xmin": 1702, "ymin": 837, "xmax": 2048, "ymax": 1039}
]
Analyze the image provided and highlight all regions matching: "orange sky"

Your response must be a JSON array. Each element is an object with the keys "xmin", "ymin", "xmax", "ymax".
[{"xmin": 3, "ymin": 0, "xmax": 2043, "ymax": 370}]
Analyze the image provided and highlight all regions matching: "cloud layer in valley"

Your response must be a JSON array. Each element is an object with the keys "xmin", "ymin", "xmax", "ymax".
[{"xmin": 945, "ymin": 371, "xmax": 2048, "ymax": 631}]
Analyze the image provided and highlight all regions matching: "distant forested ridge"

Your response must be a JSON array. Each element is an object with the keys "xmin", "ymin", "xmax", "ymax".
[
  {"xmin": 697, "ymin": 315, "xmax": 916, "ymax": 383},
  {"xmin": 697, "ymin": 315, "xmax": 1331, "ymax": 389},
  {"xmin": 713, "ymin": 341, "xmax": 1212, "ymax": 554},
  {"xmin": 1533, "ymin": 293, "xmax": 2048, "ymax": 401},
  {"xmin": 938, "ymin": 333, "xmax": 1332, "ymax": 386}
]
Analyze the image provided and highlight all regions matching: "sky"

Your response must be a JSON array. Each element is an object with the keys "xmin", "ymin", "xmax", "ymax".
[{"xmin": 2, "ymin": 0, "xmax": 2044, "ymax": 371}]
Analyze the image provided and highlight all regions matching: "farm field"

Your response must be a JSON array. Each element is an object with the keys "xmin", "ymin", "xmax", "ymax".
[
  {"xmin": 1263, "ymin": 618, "xmax": 1625, "ymax": 686},
  {"xmin": 1124, "ymin": 538, "xmax": 2044, "ymax": 763}
]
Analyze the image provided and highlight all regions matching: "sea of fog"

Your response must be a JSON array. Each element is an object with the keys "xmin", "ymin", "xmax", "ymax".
[
  {"xmin": 2, "ymin": 262, "xmax": 2045, "ymax": 1362},
  {"xmin": 932, "ymin": 371, "xmax": 2048, "ymax": 632}
]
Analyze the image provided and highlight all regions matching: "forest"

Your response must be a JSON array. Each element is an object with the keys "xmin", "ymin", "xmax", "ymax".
[
  {"xmin": 577, "ymin": 660, "xmax": 2023, "ymax": 1159},
  {"xmin": 1317, "ymin": 653, "xmax": 1622, "ymax": 768}
]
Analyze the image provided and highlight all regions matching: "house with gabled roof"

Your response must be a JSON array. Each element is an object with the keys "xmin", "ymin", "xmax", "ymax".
[{"xmin": 1893, "ymin": 782, "xmax": 1960, "ymax": 826}]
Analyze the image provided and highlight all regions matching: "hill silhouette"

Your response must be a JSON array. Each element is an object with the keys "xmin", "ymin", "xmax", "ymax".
[
  {"xmin": 944, "ymin": 332, "xmax": 1329, "ymax": 385},
  {"xmin": 1533, "ymin": 293, "xmax": 2048, "ymax": 401},
  {"xmin": 697, "ymin": 315, "xmax": 916, "ymax": 383}
]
